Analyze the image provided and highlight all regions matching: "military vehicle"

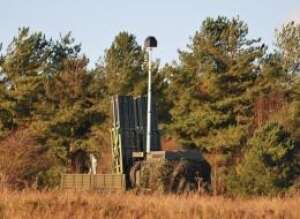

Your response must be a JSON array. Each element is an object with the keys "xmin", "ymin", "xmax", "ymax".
[
  {"xmin": 61, "ymin": 36, "xmax": 211, "ymax": 193},
  {"xmin": 61, "ymin": 96, "xmax": 211, "ymax": 193}
]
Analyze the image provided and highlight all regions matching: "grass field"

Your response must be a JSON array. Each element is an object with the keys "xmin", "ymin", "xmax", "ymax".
[{"xmin": 0, "ymin": 189, "xmax": 299, "ymax": 219}]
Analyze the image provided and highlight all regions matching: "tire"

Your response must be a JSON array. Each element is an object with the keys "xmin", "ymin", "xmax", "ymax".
[
  {"xmin": 129, "ymin": 161, "xmax": 142, "ymax": 188},
  {"xmin": 169, "ymin": 160, "xmax": 211, "ymax": 193}
]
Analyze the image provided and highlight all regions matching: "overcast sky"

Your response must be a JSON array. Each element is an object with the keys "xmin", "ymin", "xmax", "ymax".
[{"xmin": 1, "ymin": 0, "xmax": 300, "ymax": 67}]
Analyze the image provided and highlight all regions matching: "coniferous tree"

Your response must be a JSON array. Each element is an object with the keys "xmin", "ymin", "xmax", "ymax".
[
  {"xmin": 168, "ymin": 16, "xmax": 264, "ymax": 152},
  {"xmin": 276, "ymin": 21, "xmax": 300, "ymax": 76},
  {"xmin": 165, "ymin": 17, "xmax": 265, "ymax": 193},
  {"xmin": 101, "ymin": 32, "xmax": 147, "ymax": 96},
  {"xmin": 1, "ymin": 28, "xmax": 82, "ymax": 121},
  {"xmin": 0, "ymin": 29, "xmax": 101, "ymax": 187}
]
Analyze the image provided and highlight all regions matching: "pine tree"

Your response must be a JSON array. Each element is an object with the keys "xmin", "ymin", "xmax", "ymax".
[
  {"xmin": 101, "ymin": 32, "xmax": 147, "ymax": 96},
  {"xmin": 0, "ymin": 29, "xmax": 96, "ymax": 187},
  {"xmin": 166, "ymin": 16, "xmax": 265, "ymax": 193},
  {"xmin": 1, "ymin": 28, "xmax": 82, "ymax": 120},
  {"xmin": 169, "ymin": 16, "xmax": 264, "ymax": 152},
  {"xmin": 276, "ymin": 21, "xmax": 300, "ymax": 76}
]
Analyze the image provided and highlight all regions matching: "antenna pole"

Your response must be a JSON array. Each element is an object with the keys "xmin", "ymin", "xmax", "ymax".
[
  {"xmin": 146, "ymin": 47, "xmax": 152, "ymax": 153},
  {"xmin": 144, "ymin": 36, "xmax": 157, "ymax": 154}
]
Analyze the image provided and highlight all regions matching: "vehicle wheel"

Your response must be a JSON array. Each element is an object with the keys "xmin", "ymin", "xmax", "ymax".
[{"xmin": 129, "ymin": 161, "xmax": 142, "ymax": 188}]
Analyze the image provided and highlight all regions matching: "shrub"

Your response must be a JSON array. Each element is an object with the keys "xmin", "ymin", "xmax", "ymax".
[
  {"xmin": 227, "ymin": 122, "xmax": 300, "ymax": 196},
  {"xmin": 37, "ymin": 166, "xmax": 64, "ymax": 188}
]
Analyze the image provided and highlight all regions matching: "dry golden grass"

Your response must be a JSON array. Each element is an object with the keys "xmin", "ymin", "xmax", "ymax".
[{"xmin": 0, "ymin": 189, "xmax": 299, "ymax": 219}]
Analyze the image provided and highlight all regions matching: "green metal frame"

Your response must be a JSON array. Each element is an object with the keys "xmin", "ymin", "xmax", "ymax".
[{"xmin": 111, "ymin": 128, "xmax": 124, "ymax": 174}]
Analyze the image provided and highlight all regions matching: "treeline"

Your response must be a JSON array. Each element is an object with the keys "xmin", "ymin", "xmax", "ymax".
[{"xmin": 0, "ymin": 16, "xmax": 300, "ymax": 195}]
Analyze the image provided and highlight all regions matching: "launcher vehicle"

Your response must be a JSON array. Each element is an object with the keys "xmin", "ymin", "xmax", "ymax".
[{"xmin": 61, "ymin": 96, "xmax": 211, "ymax": 193}]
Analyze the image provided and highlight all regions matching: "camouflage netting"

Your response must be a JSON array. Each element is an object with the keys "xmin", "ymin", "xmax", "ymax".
[{"xmin": 130, "ymin": 159, "xmax": 211, "ymax": 194}]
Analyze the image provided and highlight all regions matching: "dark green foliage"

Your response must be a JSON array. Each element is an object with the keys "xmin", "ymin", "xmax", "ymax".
[
  {"xmin": 100, "ymin": 32, "xmax": 147, "ymax": 96},
  {"xmin": 3, "ymin": 28, "xmax": 81, "ymax": 79},
  {"xmin": 0, "ymin": 29, "xmax": 105, "ymax": 188},
  {"xmin": 167, "ymin": 16, "xmax": 264, "ymax": 153},
  {"xmin": 227, "ymin": 123, "xmax": 300, "ymax": 196}
]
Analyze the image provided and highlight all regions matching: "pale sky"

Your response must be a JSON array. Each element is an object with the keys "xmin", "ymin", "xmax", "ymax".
[{"xmin": 1, "ymin": 0, "xmax": 300, "ymax": 67}]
